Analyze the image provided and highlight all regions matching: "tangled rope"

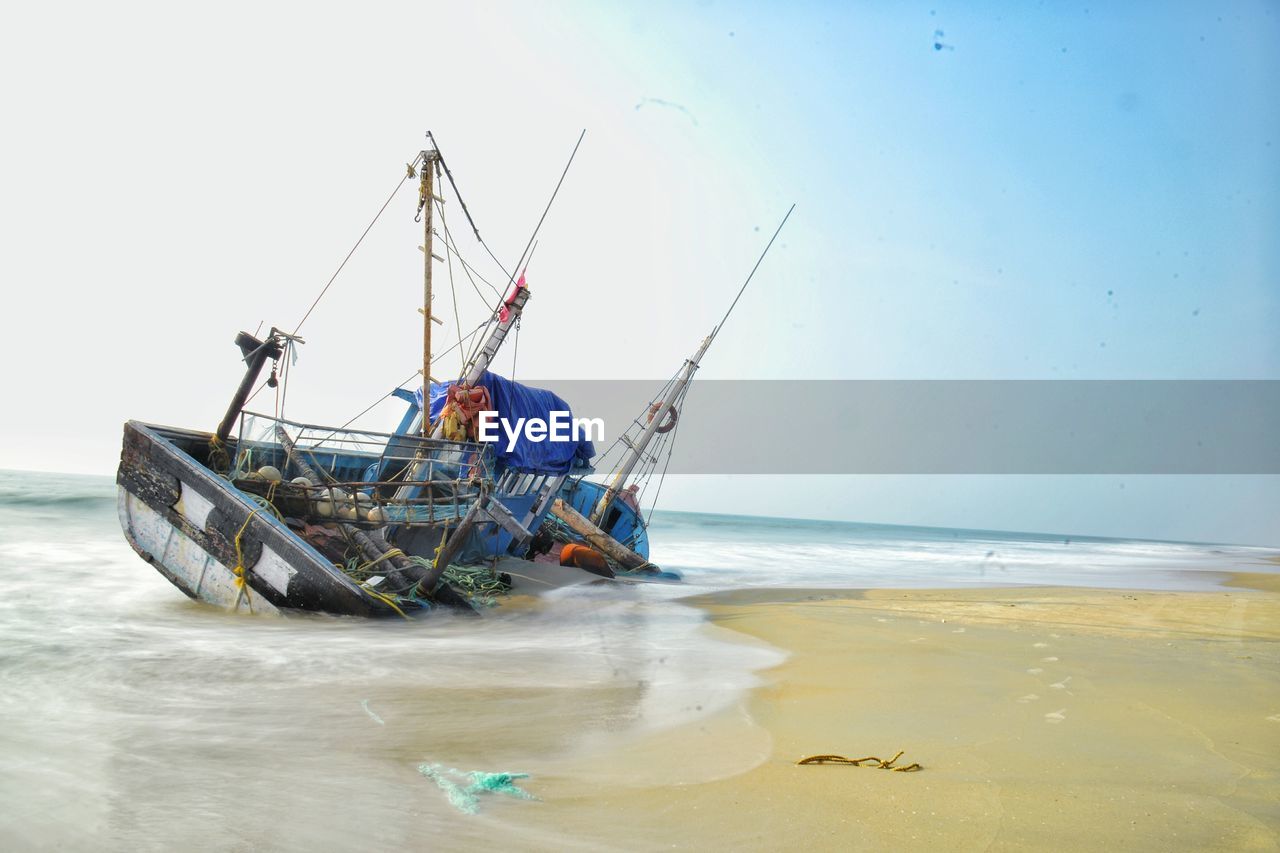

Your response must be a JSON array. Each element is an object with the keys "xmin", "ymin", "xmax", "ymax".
[
  {"xmin": 439, "ymin": 564, "xmax": 508, "ymax": 607},
  {"xmin": 403, "ymin": 555, "xmax": 508, "ymax": 608},
  {"xmin": 797, "ymin": 750, "xmax": 922, "ymax": 772},
  {"xmin": 208, "ymin": 434, "xmax": 231, "ymax": 475},
  {"xmin": 339, "ymin": 550, "xmax": 413, "ymax": 619}
]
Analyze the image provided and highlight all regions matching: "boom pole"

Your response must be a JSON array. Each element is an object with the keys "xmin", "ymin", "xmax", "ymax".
[
  {"xmin": 588, "ymin": 203, "xmax": 795, "ymax": 526},
  {"xmin": 589, "ymin": 333, "xmax": 711, "ymax": 526},
  {"xmin": 403, "ymin": 285, "xmax": 530, "ymax": 438}
]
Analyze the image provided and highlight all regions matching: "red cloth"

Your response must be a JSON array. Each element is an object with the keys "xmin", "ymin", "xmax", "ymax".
[{"xmin": 498, "ymin": 272, "xmax": 527, "ymax": 324}]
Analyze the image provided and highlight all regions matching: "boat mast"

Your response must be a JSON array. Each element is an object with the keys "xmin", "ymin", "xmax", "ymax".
[
  {"xmin": 460, "ymin": 287, "xmax": 529, "ymax": 385},
  {"xmin": 587, "ymin": 202, "xmax": 795, "ymax": 527},
  {"xmin": 402, "ymin": 286, "xmax": 530, "ymax": 438},
  {"xmin": 589, "ymin": 332, "xmax": 712, "ymax": 526},
  {"xmin": 419, "ymin": 147, "xmax": 441, "ymax": 435}
]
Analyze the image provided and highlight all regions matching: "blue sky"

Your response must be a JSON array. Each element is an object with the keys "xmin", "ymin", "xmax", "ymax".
[
  {"xmin": 0, "ymin": 1, "xmax": 1275, "ymax": 542},
  {"xmin": 578, "ymin": 0, "xmax": 1279, "ymax": 381}
]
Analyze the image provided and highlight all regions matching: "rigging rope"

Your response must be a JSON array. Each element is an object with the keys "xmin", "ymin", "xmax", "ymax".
[
  {"xmin": 645, "ymin": 396, "xmax": 682, "ymax": 526},
  {"xmin": 709, "ymin": 203, "xmax": 795, "ymax": 346},
  {"xmin": 425, "ymin": 131, "xmax": 514, "ymax": 283},
  {"xmin": 439, "ymin": 212, "xmax": 466, "ymax": 377},
  {"xmin": 435, "ymin": 196, "xmax": 502, "ymax": 301},
  {"xmin": 291, "ymin": 152, "xmax": 424, "ymax": 336},
  {"xmin": 501, "ymin": 130, "xmax": 584, "ymax": 297},
  {"xmin": 306, "ymin": 316, "xmax": 490, "ymax": 442},
  {"xmin": 253, "ymin": 134, "xmax": 588, "ymax": 439}
]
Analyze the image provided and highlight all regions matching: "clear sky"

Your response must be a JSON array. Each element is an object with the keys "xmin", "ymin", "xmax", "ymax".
[{"xmin": 1, "ymin": 1, "xmax": 1276, "ymax": 543}]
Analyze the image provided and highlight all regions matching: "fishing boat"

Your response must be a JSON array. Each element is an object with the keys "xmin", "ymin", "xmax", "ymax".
[
  {"xmin": 544, "ymin": 208, "xmax": 795, "ymax": 579},
  {"xmin": 117, "ymin": 134, "xmax": 604, "ymax": 617}
]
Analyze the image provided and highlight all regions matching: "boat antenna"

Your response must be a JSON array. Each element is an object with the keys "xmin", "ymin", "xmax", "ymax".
[{"xmin": 709, "ymin": 203, "xmax": 794, "ymax": 344}]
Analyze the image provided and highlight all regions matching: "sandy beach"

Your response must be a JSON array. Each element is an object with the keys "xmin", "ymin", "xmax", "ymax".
[{"xmin": 507, "ymin": 573, "xmax": 1280, "ymax": 850}]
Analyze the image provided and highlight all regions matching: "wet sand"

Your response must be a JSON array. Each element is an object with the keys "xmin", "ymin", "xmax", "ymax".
[{"xmin": 511, "ymin": 574, "xmax": 1280, "ymax": 850}]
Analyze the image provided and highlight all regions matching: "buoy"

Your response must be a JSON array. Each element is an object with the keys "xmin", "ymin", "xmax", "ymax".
[
  {"xmin": 337, "ymin": 503, "xmax": 359, "ymax": 521},
  {"xmin": 314, "ymin": 499, "xmax": 334, "ymax": 518},
  {"xmin": 291, "ymin": 476, "xmax": 312, "ymax": 486},
  {"xmin": 560, "ymin": 543, "xmax": 611, "ymax": 576},
  {"xmin": 257, "ymin": 465, "xmax": 283, "ymax": 482},
  {"xmin": 363, "ymin": 506, "xmax": 386, "ymax": 524}
]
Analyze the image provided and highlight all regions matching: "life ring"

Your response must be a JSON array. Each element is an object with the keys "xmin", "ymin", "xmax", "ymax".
[{"xmin": 646, "ymin": 402, "xmax": 678, "ymax": 434}]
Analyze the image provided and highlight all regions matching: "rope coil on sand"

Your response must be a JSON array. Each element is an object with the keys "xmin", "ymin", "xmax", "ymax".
[{"xmin": 797, "ymin": 750, "xmax": 922, "ymax": 772}]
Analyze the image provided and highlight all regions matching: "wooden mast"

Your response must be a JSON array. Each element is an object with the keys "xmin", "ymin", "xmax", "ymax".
[
  {"xmin": 420, "ymin": 148, "xmax": 440, "ymax": 435},
  {"xmin": 401, "ymin": 286, "xmax": 530, "ymax": 439}
]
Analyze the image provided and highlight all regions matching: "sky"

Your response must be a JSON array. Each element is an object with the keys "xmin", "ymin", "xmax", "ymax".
[{"xmin": 1, "ymin": 1, "xmax": 1276, "ymax": 544}]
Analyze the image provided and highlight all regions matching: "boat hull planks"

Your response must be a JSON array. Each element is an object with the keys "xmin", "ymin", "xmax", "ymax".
[{"xmin": 117, "ymin": 420, "xmax": 395, "ymax": 617}]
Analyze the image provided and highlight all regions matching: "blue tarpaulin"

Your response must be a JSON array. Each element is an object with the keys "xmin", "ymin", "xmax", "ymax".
[{"xmin": 414, "ymin": 371, "xmax": 595, "ymax": 474}]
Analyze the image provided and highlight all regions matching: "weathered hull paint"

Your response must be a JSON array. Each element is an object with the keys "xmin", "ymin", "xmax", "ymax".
[
  {"xmin": 118, "ymin": 489, "xmax": 280, "ymax": 614},
  {"xmin": 116, "ymin": 420, "xmax": 393, "ymax": 617}
]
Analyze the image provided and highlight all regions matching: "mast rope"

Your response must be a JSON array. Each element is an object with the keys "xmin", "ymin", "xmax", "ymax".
[
  {"xmin": 585, "ymin": 367, "xmax": 682, "ymax": 488},
  {"xmin": 425, "ymin": 131, "xmax": 515, "ymax": 284},
  {"xmin": 709, "ymin": 203, "xmax": 795, "ymax": 346},
  {"xmin": 587, "ymin": 204, "xmax": 795, "ymax": 523},
  {"xmin": 324, "ymin": 319, "xmax": 490, "ymax": 436},
  {"xmin": 435, "ymin": 197, "xmax": 503, "ymax": 301},
  {"xmin": 644, "ymin": 395, "xmax": 684, "ymax": 526},
  {"xmin": 440, "ymin": 217, "xmax": 467, "ymax": 376},
  {"xmin": 501, "ymin": 130, "xmax": 585, "ymax": 297},
  {"xmin": 291, "ymin": 151, "xmax": 425, "ymax": 336},
  {"xmin": 449, "ymin": 129, "xmax": 588, "ymax": 384},
  {"xmin": 264, "ymin": 134, "xmax": 587, "ymax": 430}
]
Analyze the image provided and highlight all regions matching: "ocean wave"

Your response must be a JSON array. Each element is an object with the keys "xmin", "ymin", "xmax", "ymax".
[
  {"xmin": 0, "ymin": 471, "xmax": 116, "ymax": 509},
  {"xmin": 0, "ymin": 491, "xmax": 115, "ymax": 510}
]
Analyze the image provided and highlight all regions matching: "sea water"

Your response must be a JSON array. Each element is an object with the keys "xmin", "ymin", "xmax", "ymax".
[{"xmin": 0, "ymin": 469, "xmax": 1273, "ymax": 849}]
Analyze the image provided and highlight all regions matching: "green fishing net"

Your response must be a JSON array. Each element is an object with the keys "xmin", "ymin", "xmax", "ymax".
[{"xmin": 418, "ymin": 763, "xmax": 537, "ymax": 814}]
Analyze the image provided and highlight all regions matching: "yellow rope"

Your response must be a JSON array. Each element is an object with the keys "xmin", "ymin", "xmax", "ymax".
[
  {"xmin": 361, "ymin": 586, "xmax": 411, "ymax": 620},
  {"xmin": 433, "ymin": 526, "xmax": 448, "ymax": 569},
  {"xmin": 208, "ymin": 434, "xmax": 231, "ymax": 474},
  {"xmin": 797, "ymin": 750, "xmax": 922, "ymax": 772},
  {"xmin": 343, "ymin": 547, "xmax": 413, "ymax": 620},
  {"xmin": 230, "ymin": 506, "xmax": 265, "ymax": 614},
  {"xmin": 351, "ymin": 548, "xmax": 406, "ymax": 575}
]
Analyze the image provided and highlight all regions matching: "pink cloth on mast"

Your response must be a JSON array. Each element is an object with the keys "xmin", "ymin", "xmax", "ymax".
[{"xmin": 498, "ymin": 272, "xmax": 527, "ymax": 324}]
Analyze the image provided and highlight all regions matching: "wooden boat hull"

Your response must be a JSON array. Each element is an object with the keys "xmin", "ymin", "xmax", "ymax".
[{"xmin": 117, "ymin": 420, "xmax": 396, "ymax": 617}]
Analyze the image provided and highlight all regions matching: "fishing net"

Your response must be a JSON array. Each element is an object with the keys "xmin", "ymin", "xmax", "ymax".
[{"xmin": 418, "ymin": 763, "xmax": 537, "ymax": 814}]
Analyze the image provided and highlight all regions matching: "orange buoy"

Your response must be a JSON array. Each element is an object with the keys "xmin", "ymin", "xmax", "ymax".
[{"xmin": 559, "ymin": 543, "xmax": 612, "ymax": 576}]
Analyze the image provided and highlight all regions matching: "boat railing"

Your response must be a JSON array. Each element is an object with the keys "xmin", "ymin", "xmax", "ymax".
[{"xmin": 234, "ymin": 412, "xmax": 495, "ymax": 527}]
